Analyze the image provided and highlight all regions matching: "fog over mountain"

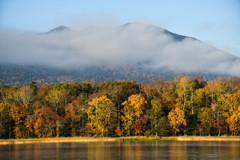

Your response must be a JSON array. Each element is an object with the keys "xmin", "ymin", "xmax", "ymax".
[{"xmin": 0, "ymin": 22, "xmax": 240, "ymax": 84}]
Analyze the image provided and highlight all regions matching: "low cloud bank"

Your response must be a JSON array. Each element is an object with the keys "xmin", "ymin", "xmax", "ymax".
[{"xmin": 0, "ymin": 23, "xmax": 239, "ymax": 75}]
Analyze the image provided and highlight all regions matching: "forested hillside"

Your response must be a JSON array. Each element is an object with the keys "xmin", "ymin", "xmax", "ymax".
[
  {"xmin": 0, "ymin": 64, "xmax": 228, "ymax": 85},
  {"xmin": 0, "ymin": 75, "xmax": 240, "ymax": 138}
]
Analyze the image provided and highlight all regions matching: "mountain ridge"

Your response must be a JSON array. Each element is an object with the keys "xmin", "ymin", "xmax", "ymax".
[
  {"xmin": 0, "ymin": 22, "xmax": 239, "ymax": 85},
  {"xmin": 47, "ymin": 25, "xmax": 71, "ymax": 33}
]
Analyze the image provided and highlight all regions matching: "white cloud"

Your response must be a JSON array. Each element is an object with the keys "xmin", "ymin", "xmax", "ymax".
[{"xmin": 0, "ymin": 22, "xmax": 239, "ymax": 76}]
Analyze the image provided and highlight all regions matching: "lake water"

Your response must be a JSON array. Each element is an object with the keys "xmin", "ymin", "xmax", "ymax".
[{"xmin": 0, "ymin": 141, "xmax": 240, "ymax": 160}]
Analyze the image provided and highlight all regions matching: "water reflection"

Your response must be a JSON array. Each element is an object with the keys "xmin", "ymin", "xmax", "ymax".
[
  {"xmin": 1, "ymin": 141, "xmax": 240, "ymax": 160},
  {"xmin": 169, "ymin": 141, "xmax": 187, "ymax": 160}
]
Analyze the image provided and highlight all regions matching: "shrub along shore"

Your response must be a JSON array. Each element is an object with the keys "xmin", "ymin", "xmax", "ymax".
[{"xmin": 1, "ymin": 136, "xmax": 240, "ymax": 145}]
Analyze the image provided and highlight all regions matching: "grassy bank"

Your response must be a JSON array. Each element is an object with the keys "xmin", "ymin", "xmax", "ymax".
[
  {"xmin": 177, "ymin": 136, "xmax": 240, "ymax": 141},
  {"xmin": 0, "ymin": 136, "xmax": 176, "ymax": 145},
  {"xmin": 1, "ymin": 136, "xmax": 240, "ymax": 145},
  {"xmin": 0, "ymin": 137, "xmax": 117, "ymax": 145},
  {"xmin": 118, "ymin": 136, "xmax": 177, "ymax": 141}
]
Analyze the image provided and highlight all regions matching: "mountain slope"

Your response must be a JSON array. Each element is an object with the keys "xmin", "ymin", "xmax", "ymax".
[
  {"xmin": 0, "ymin": 63, "xmax": 229, "ymax": 85},
  {"xmin": 47, "ymin": 25, "xmax": 70, "ymax": 33},
  {"xmin": 0, "ymin": 22, "xmax": 239, "ymax": 85}
]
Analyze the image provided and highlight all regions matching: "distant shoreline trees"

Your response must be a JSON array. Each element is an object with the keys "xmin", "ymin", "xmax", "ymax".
[{"xmin": 0, "ymin": 76, "xmax": 240, "ymax": 138}]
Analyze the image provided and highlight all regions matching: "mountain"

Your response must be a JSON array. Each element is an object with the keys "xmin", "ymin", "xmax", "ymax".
[
  {"xmin": 0, "ymin": 63, "xmax": 226, "ymax": 86},
  {"xmin": 47, "ymin": 25, "xmax": 71, "ymax": 33},
  {"xmin": 0, "ymin": 23, "xmax": 239, "ymax": 85}
]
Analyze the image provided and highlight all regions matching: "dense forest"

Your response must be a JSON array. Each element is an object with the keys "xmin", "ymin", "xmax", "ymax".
[{"xmin": 0, "ymin": 75, "xmax": 240, "ymax": 139}]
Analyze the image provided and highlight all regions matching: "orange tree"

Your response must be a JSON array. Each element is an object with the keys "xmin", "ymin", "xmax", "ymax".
[
  {"xmin": 168, "ymin": 107, "xmax": 186, "ymax": 135},
  {"xmin": 30, "ymin": 102, "xmax": 57, "ymax": 138}
]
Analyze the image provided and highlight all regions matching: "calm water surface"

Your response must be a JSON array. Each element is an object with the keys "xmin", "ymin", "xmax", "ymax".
[{"xmin": 0, "ymin": 141, "xmax": 240, "ymax": 160}]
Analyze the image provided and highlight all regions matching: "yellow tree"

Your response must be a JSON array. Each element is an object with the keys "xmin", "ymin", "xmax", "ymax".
[
  {"xmin": 221, "ymin": 93, "xmax": 240, "ymax": 136},
  {"xmin": 121, "ymin": 94, "xmax": 147, "ymax": 136},
  {"xmin": 168, "ymin": 107, "xmax": 186, "ymax": 135},
  {"xmin": 174, "ymin": 75, "xmax": 193, "ymax": 111},
  {"xmin": 87, "ymin": 95, "xmax": 116, "ymax": 137},
  {"xmin": 226, "ymin": 108, "xmax": 240, "ymax": 136}
]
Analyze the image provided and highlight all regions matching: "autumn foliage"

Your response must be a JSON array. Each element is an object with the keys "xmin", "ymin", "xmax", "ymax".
[
  {"xmin": 121, "ymin": 94, "xmax": 146, "ymax": 136},
  {"xmin": 1, "ymin": 76, "xmax": 240, "ymax": 138},
  {"xmin": 168, "ymin": 107, "xmax": 186, "ymax": 135}
]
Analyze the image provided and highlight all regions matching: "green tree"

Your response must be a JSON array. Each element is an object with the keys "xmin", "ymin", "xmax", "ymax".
[
  {"xmin": 47, "ymin": 89, "xmax": 69, "ymax": 137},
  {"xmin": 150, "ymin": 98, "xmax": 163, "ymax": 136}
]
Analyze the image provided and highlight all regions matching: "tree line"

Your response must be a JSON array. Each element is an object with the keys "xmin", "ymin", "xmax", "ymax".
[{"xmin": 0, "ymin": 75, "xmax": 240, "ymax": 138}]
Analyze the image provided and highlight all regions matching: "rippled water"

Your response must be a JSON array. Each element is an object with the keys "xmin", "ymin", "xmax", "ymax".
[{"xmin": 0, "ymin": 141, "xmax": 240, "ymax": 160}]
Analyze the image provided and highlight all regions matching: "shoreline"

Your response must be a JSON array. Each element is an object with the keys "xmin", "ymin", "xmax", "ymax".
[
  {"xmin": 1, "ymin": 136, "xmax": 240, "ymax": 145},
  {"xmin": 177, "ymin": 136, "xmax": 240, "ymax": 141},
  {"xmin": 0, "ymin": 137, "xmax": 117, "ymax": 145}
]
